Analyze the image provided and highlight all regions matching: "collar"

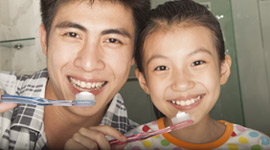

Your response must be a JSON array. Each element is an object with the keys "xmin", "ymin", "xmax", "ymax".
[{"xmin": 158, "ymin": 118, "xmax": 233, "ymax": 150}]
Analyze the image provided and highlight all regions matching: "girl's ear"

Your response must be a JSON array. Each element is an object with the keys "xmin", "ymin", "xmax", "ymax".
[
  {"xmin": 40, "ymin": 24, "xmax": 48, "ymax": 56},
  {"xmin": 135, "ymin": 68, "xmax": 150, "ymax": 94},
  {"xmin": 220, "ymin": 54, "xmax": 232, "ymax": 85}
]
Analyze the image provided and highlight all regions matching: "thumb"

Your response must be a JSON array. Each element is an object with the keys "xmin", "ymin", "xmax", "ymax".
[{"xmin": 0, "ymin": 103, "xmax": 17, "ymax": 113}]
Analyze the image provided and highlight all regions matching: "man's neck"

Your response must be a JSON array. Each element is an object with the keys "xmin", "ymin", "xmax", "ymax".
[{"xmin": 43, "ymin": 105, "xmax": 106, "ymax": 149}]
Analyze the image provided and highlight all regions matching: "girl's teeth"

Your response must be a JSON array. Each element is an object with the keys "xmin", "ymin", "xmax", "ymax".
[{"xmin": 172, "ymin": 95, "xmax": 201, "ymax": 106}]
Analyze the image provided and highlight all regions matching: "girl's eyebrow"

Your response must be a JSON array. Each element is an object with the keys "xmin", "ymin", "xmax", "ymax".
[
  {"xmin": 188, "ymin": 48, "xmax": 213, "ymax": 57},
  {"xmin": 146, "ymin": 55, "xmax": 167, "ymax": 65},
  {"xmin": 146, "ymin": 48, "xmax": 213, "ymax": 65}
]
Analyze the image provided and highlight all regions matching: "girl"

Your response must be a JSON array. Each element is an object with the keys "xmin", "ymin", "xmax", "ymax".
[{"xmin": 124, "ymin": 0, "xmax": 270, "ymax": 149}]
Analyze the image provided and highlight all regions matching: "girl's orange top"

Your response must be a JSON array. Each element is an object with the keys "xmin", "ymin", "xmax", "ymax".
[{"xmin": 158, "ymin": 118, "xmax": 233, "ymax": 150}]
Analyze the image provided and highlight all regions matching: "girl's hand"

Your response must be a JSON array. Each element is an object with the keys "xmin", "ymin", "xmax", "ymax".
[
  {"xmin": 0, "ymin": 91, "xmax": 17, "ymax": 113},
  {"xmin": 64, "ymin": 125, "xmax": 127, "ymax": 150}
]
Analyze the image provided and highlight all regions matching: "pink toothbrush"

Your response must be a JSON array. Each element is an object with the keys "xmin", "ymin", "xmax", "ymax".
[{"xmin": 109, "ymin": 111, "xmax": 193, "ymax": 146}]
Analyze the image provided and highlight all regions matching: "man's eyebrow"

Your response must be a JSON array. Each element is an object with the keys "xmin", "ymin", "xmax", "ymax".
[
  {"xmin": 101, "ymin": 28, "xmax": 132, "ymax": 39},
  {"xmin": 55, "ymin": 21, "xmax": 87, "ymax": 32}
]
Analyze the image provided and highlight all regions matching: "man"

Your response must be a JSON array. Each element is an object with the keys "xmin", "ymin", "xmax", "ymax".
[{"xmin": 0, "ymin": 0, "xmax": 150, "ymax": 149}]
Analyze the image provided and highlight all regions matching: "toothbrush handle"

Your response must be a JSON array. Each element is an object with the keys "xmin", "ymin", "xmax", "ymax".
[
  {"xmin": 1, "ymin": 94, "xmax": 75, "ymax": 106},
  {"xmin": 1, "ymin": 95, "xmax": 47, "ymax": 105},
  {"xmin": 109, "ymin": 133, "xmax": 146, "ymax": 146},
  {"xmin": 0, "ymin": 94, "xmax": 95, "ymax": 106},
  {"xmin": 109, "ymin": 119, "xmax": 193, "ymax": 146}
]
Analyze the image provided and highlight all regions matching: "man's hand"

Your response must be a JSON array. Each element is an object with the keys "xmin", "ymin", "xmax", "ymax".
[
  {"xmin": 65, "ymin": 125, "xmax": 127, "ymax": 150},
  {"xmin": 0, "ymin": 91, "xmax": 17, "ymax": 113}
]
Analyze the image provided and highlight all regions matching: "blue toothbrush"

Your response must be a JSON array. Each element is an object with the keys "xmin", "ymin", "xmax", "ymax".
[{"xmin": 0, "ymin": 92, "xmax": 95, "ymax": 106}]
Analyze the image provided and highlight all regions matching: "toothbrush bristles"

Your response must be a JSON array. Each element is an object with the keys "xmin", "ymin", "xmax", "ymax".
[
  {"xmin": 171, "ymin": 111, "xmax": 191, "ymax": 124},
  {"xmin": 75, "ymin": 92, "xmax": 95, "ymax": 101}
]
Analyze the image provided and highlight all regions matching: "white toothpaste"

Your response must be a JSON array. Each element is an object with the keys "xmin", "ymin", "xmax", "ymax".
[
  {"xmin": 75, "ymin": 92, "xmax": 95, "ymax": 101},
  {"xmin": 171, "ymin": 111, "xmax": 191, "ymax": 124}
]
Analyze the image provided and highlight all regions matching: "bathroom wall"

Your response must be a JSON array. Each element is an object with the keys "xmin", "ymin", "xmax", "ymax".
[
  {"xmin": 0, "ymin": 0, "xmax": 46, "ymax": 74},
  {"xmin": 231, "ymin": 0, "xmax": 270, "ymax": 135}
]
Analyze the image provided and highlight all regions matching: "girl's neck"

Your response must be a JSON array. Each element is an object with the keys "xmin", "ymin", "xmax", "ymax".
[{"xmin": 165, "ymin": 116, "xmax": 226, "ymax": 144}]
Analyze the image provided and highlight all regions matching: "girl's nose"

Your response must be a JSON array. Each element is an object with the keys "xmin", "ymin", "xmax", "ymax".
[
  {"xmin": 74, "ymin": 43, "xmax": 105, "ymax": 72},
  {"xmin": 171, "ymin": 69, "xmax": 195, "ymax": 92}
]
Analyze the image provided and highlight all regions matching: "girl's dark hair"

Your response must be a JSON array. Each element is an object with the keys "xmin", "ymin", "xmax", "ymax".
[
  {"xmin": 40, "ymin": 0, "xmax": 151, "ymax": 51},
  {"xmin": 135, "ymin": 0, "xmax": 225, "ymax": 119}
]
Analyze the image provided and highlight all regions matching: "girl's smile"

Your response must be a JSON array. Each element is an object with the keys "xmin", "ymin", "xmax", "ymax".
[
  {"xmin": 168, "ymin": 94, "xmax": 205, "ymax": 110},
  {"xmin": 136, "ymin": 25, "xmax": 231, "ymax": 124}
]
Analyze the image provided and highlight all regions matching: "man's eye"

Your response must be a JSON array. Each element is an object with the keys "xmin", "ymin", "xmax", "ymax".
[
  {"xmin": 106, "ymin": 38, "xmax": 122, "ymax": 44},
  {"xmin": 154, "ymin": 66, "xmax": 168, "ymax": 71},
  {"xmin": 192, "ymin": 60, "xmax": 205, "ymax": 66},
  {"xmin": 64, "ymin": 32, "xmax": 79, "ymax": 38}
]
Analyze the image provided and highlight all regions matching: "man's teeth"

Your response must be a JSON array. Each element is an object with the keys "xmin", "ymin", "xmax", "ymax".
[
  {"xmin": 171, "ymin": 95, "xmax": 201, "ymax": 106},
  {"xmin": 70, "ymin": 77, "xmax": 105, "ymax": 91}
]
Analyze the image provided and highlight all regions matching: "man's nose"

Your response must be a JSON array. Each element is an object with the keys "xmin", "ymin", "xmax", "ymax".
[{"xmin": 74, "ymin": 42, "xmax": 105, "ymax": 72}]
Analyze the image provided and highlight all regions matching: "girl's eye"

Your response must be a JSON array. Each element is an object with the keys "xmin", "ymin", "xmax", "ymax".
[
  {"xmin": 64, "ymin": 32, "xmax": 79, "ymax": 38},
  {"xmin": 192, "ymin": 60, "xmax": 206, "ymax": 66},
  {"xmin": 105, "ymin": 38, "xmax": 122, "ymax": 44},
  {"xmin": 154, "ymin": 66, "xmax": 168, "ymax": 71}
]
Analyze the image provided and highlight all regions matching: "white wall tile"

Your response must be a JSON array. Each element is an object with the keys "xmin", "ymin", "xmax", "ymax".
[
  {"xmin": 232, "ymin": 0, "xmax": 270, "ymax": 135},
  {"xmin": 0, "ymin": 0, "xmax": 45, "ymax": 74}
]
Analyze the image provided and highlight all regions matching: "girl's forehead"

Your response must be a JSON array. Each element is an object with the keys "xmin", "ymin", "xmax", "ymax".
[
  {"xmin": 146, "ymin": 25, "xmax": 215, "ymax": 45},
  {"xmin": 143, "ymin": 25, "xmax": 218, "ymax": 59}
]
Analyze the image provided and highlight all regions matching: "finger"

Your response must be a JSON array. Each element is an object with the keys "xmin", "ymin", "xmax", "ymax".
[
  {"xmin": 89, "ymin": 125, "xmax": 126, "ymax": 142},
  {"xmin": 89, "ymin": 125, "xmax": 127, "ymax": 145},
  {"xmin": 78, "ymin": 127, "xmax": 111, "ymax": 150},
  {"xmin": 64, "ymin": 138, "xmax": 87, "ymax": 150},
  {"xmin": 0, "ymin": 103, "xmax": 17, "ymax": 113},
  {"xmin": 72, "ymin": 132, "xmax": 99, "ymax": 150}
]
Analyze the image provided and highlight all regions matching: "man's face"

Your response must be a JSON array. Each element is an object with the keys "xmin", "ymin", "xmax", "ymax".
[{"xmin": 40, "ymin": 0, "xmax": 135, "ymax": 116}]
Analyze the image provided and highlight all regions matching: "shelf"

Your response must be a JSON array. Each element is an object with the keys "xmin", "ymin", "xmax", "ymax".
[{"xmin": 0, "ymin": 38, "xmax": 35, "ymax": 50}]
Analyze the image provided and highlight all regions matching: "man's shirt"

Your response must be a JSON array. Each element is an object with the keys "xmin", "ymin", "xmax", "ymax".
[{"xmin": 0, "ymin": 69, "xmax": 138, "ymax": 149}]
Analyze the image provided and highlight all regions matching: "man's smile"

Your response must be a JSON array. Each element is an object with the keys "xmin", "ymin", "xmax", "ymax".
[{"xmin": 69, "ymin": 77, "xmax": 107, "ymax": 92}]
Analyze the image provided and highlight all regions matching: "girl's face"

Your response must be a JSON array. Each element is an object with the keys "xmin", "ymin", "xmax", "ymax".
[{"xmin": 136, "ymin": 25, "xmax": 231, "ymax": 125}]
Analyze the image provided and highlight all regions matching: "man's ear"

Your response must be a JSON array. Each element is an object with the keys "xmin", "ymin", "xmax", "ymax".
[
  {"xmin": 135, "ymin": 68, "xmax": 150, "ymax": 94},
  {"xmin": 40, "ymin": 24, "xmax": 48, "ymax": 56},
  {"xmin": 220, "ymin": 54, "xmax": 232, "ymax": 85}
]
